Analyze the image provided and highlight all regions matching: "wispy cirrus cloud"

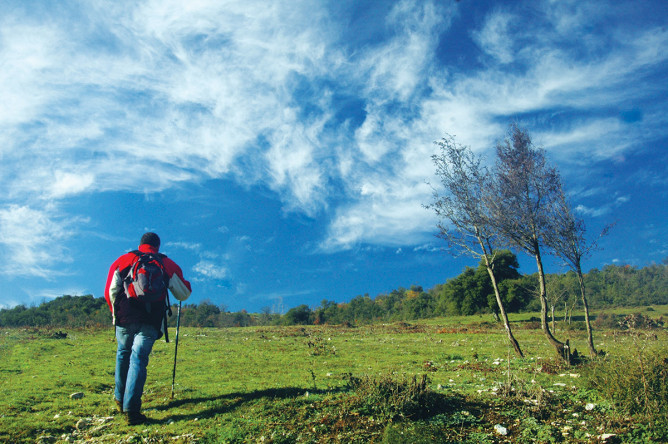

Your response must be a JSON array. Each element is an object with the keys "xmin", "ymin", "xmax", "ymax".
[
  {"xmin": 166, "ymin": 241, "xmax": 202, "ymax": 251},
  {"xmin": 319, "ymin": 1, "xmax": 668, "ymax": 250},
  {"xmin": 0, "ymin": 205, "xmax": 86, "ymax": 278},
  {"xmin": 0, "ymin": 0, "xmax": 666, "ymax": 273},
  {"xmin": 472, "ymin": 11, "xmax": 515, "ymax": 64}
]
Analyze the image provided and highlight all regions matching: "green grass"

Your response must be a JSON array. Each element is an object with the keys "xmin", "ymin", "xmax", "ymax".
[{"xmin": 1, "ymin": 307, "xmax": 667, "ymax": 443}]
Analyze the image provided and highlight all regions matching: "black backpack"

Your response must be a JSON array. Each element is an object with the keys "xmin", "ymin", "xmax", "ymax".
[{"xmin": 123, "ymin": 250, "xmax": 169, "ymax": 303}]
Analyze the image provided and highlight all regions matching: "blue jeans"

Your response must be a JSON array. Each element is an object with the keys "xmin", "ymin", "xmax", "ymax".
[{"xmin": 115, "ymin": 323, "xmax": 158, "ymax": 413}]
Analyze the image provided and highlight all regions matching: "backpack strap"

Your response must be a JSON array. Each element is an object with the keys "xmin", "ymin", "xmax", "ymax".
[
  {"xmin": 163, "ymin": 290, "xmax": 172, "ymax": 343},
  {"xmin": 129, "ymin": 250, "xmax": 142, "ymax": 281}
]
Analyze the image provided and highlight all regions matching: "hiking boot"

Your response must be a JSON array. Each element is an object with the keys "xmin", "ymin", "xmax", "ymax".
[
  {"xmin": 126, "ymin": 411, "xmax": 148, "ymax": 425},
  {"xmin": 115, "ymin": 399, "xmax": 123, "ymax": 414}
]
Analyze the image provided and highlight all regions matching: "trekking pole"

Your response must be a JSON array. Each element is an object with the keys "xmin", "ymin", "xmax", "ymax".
[{"xmin": 171, "ymin": 300, "xmax": 182, "ymax": 399}]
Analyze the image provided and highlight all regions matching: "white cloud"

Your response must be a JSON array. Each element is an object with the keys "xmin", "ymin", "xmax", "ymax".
[
  {"xmin": 166, "ymin": 241, "xmax": 202, "ymax": 251},
  {"xmin": 575, "ymin": 192, "xmax": 629, "ymax": 218},
  {"xmin": 472, "ymin": 11, "xmax": 515, "ymax": 64},
  {"xmin": 362, "ymin": 1, "xmax": 444, "ymax": 102},
  {"xmin": 0, "ymin": 0, "xmax": 343, "ymax": 208},
  {"xmin": 321, "ymin": 183, "xmax": 436, "ymax": 252},
  {"xmin": 575, "ymin": 204, "xmax": 610, "ymax": 218},
  {"xmin": 49, "ymin": 171, "xmax": 96, "ymax": 198},
  {"xmin": 0, "ymin": 205, "xmax": 82, "ymax": 278},
  {"xmin": 193, "ymin": 260, "xmax": 228, "ymax": 280},
  {"xmin": 414, "ymin": 244, "xmax": 440, "ymax": 253},
  {"xmin": 0, "ymin": 21, "xmax": 63, "ymax": 127},
  {"xmin": 263, "ymin": 114, "xmax": 330, "ymax": 215}
]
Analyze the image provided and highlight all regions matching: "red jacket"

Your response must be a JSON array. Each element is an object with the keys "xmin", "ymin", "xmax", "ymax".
[{"xmin": 105, "ymin": 244, "xmax": 192, "ymax": 331}]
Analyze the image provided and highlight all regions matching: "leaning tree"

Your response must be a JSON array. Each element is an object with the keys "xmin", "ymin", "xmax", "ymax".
[
  {"xmin": 426, "ymin": 134, "xmax": 524, "ymax": 357},
  {"xmin": 544, "ymin": 186, "xmax": 612, "ymax": 357},
  {"xmin": 488, "ymin": 124, "xmax": 570, "ymax": 362}
]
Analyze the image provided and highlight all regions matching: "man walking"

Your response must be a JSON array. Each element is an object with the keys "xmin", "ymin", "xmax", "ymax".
[{"xmin": 104, "ymin": 232, "xmax": 191, "ymax": 425}]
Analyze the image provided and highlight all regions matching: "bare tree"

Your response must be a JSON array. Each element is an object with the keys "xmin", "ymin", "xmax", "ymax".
[
  {"xmin": 545, "ymin": 274, "xmax": 572, "ymax": 333},
  {"xmin": 426, "ymin": 135, "xmax": 523, "ymax": 357},
  {"xmin": 489, "ymin": 124, "xmax": 570, "ymax": 362},
  {"xmin": 545, "ymin": 187, "xmax": 612, "ymax": 357}
]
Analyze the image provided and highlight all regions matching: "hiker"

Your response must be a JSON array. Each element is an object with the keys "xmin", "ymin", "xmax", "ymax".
[{"xmin": 104, "ymin": 232, "xmax": 192, "ymax": 425}]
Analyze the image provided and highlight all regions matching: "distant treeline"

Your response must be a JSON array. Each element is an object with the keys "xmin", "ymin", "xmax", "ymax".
[{"xmin": 1, "ymin": 258, "xmax": 666, "ymax": 328}]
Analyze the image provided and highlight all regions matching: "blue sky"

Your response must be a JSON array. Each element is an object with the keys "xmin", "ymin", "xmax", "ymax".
[{"xmin": 1, "ymin": 0, "xmax": 666, "ymax": 312}]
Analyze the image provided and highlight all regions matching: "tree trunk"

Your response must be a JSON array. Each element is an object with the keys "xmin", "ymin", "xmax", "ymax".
[
  {"xmin": 551, "ymin": 304, "xmax": 556, "ymax": 333},
  {"xmin": 534, "ymin": 247, "xmax": 569, "ymax": 363},
  {"xmin": 576, "ymin": 267, "xmax": 597, "ymax": 357},
  {"xmin": 483, "ymin": 254, "xmax": 524, "ymax": 358}
]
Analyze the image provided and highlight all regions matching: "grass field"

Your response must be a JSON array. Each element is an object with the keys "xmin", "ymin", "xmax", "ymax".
[{"xmin": 1, "ymin": 306, "xmax": 667, "ymax": 443}]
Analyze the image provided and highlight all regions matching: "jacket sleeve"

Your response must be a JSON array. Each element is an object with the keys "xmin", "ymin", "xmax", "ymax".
[
  {"xmin": 104, "ymin": 261, "xmax": 116, "ymax": 312},
  {"xmin": 163, "ymin": 257, "xmax": 192, "ymax": 301},
  {"xmin": 104, "ymin": 259, "xmax": 125, "ymax": 324},
  {"xmin": 104, "ymin": 253, "xmax": 134, "ymax": 324}
]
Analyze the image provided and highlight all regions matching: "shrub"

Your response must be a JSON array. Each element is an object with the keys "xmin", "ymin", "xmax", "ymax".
[
  {"xmin": 585, "ymin": 340, "xmax": 668, "ymax": 423},
  {"xmin": 592, "ymin": 312, "xmax": 623, "ymax": 329},
  {"xmin": 344, "ymin": 373, "xmax": 437, "ymax": 421},
  {"xmin": 618, "ymin": 313, "xmax": 664, "ymax": 330}
]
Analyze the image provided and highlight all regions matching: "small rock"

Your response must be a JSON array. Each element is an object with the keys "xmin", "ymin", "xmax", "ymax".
[
  {"xmin": 70, "ymin": 392, "xmax": 84, "ymax": 400},
  {"xmin": 88, "ymin": 423, "xmax": 111, "ymax": 435},
  {"xmin": 599, "ymin": 433, "xmax": 616, "ymax": 442},
  {"xmin": 494, "ymin": 424, "xmax": 508, "ymax": 436},
  {"xmin": 75, "ymin": 418, "xmax": 92, "ymax": 430}
]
